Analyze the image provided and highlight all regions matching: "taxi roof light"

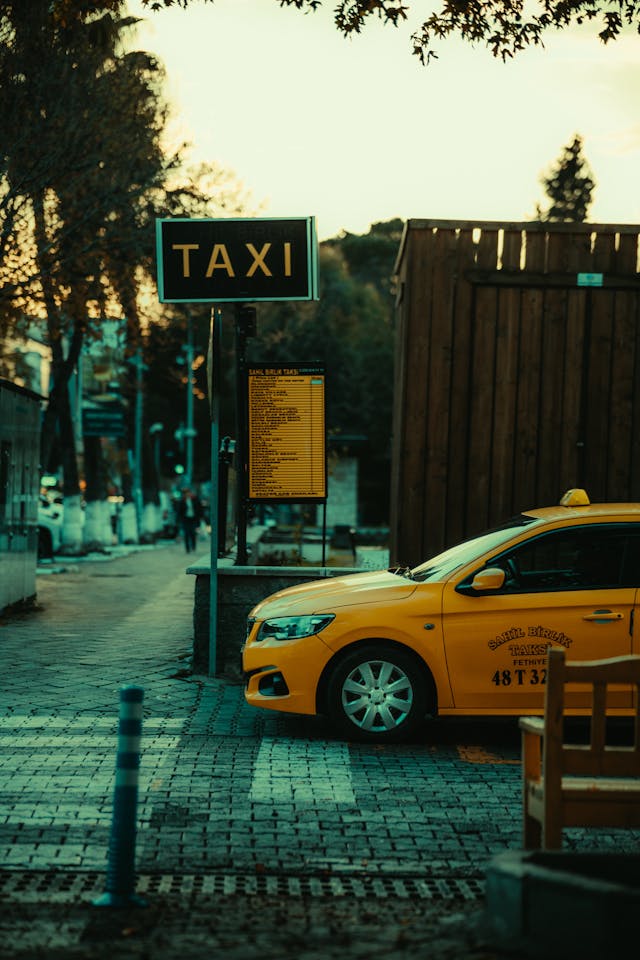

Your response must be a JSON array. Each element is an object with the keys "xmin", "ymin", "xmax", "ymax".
[{"xmin": 559, "ymin": 488, "xmax": 590, "ymax": 507}]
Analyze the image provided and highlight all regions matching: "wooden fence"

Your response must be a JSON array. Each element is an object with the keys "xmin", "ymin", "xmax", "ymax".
[{"xmin": 390, "ymin": 219, "xmax": 640, "ymax": 565}]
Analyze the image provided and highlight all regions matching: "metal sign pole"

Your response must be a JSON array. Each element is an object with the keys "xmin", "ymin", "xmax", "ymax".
[
  {"xmin": 208, "ymin": 307, "xmax": 222, "ymax": 677},
  {"xmin": 235, "ymin": 304, "xmax": 256, "ymax": 566},
  {"xmin": 322, "ymin": 500, "xmax": 327, "ymax": 567},
  {"xmin": 185, "ymin": 312, "xmax": 195, "ymax": 486}
]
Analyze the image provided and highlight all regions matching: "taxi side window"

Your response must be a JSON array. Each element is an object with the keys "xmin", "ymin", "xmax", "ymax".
[
  {"xmin": 621, "ymin": 533, "xmax": 640, "ymax": 587},
  {"xmin": 497, "ymin": 526, "xmax": 630, "ymax": 593}
]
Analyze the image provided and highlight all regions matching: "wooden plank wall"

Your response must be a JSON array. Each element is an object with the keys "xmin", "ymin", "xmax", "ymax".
[{"xmin": 390, "ymin": 220, "xmax": 640, "ymax": 566}]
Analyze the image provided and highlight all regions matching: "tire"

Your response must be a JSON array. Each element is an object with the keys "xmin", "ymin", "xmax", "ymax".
[{"xmin": 326, "ymin": 643, "xmax": 428, "ymax": 743}]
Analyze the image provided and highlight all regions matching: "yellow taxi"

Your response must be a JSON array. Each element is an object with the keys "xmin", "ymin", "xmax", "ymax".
[{"xmin": 243, "ymin": 490, "xmax": 640, "ymax": 741}]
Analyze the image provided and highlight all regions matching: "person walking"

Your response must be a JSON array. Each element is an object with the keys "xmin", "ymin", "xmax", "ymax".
[{"xmin": 176, "ymin": 488, "xmax": 202, "ymax": 553}]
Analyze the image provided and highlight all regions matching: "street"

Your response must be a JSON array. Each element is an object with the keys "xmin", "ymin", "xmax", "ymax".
[{"xmin": 0, "ymin": 539, "xmax": 636, "ymax": 958}]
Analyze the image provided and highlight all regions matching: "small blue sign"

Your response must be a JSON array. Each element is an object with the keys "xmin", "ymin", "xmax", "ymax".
[{"xmin": 577, "ymin": 272, "xmax": 604, "ymax": 287}]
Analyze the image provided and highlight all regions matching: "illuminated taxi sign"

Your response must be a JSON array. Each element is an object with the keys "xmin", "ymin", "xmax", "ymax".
[
  {"xmin": 247, "ymin": 364, "xmax": 326, "ymax": 501},
  {"xmin": 559, "ymin": 488, "xmax": 591, "ymax": 507},
  {"xmin": 156, "ymin": 216, "xmax": 319, "ymax": 303}
]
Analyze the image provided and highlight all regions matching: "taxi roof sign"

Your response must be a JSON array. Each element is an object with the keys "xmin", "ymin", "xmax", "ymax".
[{"xmin": 559, "ymin": 488, "xmax": 591, "ymax": 507}]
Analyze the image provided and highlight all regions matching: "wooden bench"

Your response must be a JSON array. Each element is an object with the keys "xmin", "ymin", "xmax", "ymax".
[{"xmin": 520, "ymin": 647, "xmax": 640, "ymax": 849}]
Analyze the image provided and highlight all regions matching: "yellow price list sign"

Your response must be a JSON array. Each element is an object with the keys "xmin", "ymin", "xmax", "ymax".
[{"xmin": 248, "ymin": 365, "xmax": 326, "ymax": 501}]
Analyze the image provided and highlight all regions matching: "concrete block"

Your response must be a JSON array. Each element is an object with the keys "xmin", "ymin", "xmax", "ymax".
[{"xmin": 485, "ymin": 849, "xmax": 640, "ymax": 959}]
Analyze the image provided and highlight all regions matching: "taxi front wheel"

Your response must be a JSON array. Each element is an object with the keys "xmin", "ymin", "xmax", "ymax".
[{"xmin": 326, "ymin": 643, "xmax": 428, "ymax": 743}]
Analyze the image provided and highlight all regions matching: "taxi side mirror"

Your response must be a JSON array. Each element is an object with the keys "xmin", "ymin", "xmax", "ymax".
[{"xmin": 469, "ymin": 567, "xmax": 506, "ymax": 592}]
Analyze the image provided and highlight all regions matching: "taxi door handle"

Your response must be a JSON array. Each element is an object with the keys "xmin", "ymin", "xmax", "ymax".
[{"xmin": 582, "ymin": 609, "xmax": 623, "ymax": 622}]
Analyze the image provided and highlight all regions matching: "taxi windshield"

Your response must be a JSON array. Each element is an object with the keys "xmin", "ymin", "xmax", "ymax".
[{"xmin": 411, "ymin": 514, "xmax": 540, "ymax": 583}]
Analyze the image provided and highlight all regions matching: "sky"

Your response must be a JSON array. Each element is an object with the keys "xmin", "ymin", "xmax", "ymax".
[{"xmin": 128, "ymin": 0, "xmax": 640, "ymax": 241}]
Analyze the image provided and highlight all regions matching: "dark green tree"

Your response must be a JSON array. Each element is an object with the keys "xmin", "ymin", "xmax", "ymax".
[
  {"xmin": 324, "ymin": 218, "xmax": 404, "ymax": 300},
  {"xmin": 0, "ymin": 0, "xmax": 175, "ymax": 547},
  {"xmin": 246, "ymin": 226, "xmax": 398, "ymax": 524},
  {"xmin": 536, "ymin": 135, "xmax": 596, "ymax": 223}
]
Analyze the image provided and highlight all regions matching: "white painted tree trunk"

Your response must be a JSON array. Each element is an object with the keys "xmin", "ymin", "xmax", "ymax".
[
  {"xmin": 120, "ymin": 502, "xmax": 138, "ymax": 544},
  {"xmin": 140, "ymin": 501, "xmax": 160, "ymax": 542},
  {"xmin": 101, "ymin": 500, "xmax": 114, "ymax": 546},
  {"xmin": 59, "ymin": 495, "xmax": 84, "ymax": 555},
  {"xmin": 83, "ymin": 500, "xmax": 105, "ymax": 551}
]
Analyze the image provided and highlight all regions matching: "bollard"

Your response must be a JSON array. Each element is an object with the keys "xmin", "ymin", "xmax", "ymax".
[{"xmin": 93, "ymin": 685, "xmax": 147, "ymax": 908}]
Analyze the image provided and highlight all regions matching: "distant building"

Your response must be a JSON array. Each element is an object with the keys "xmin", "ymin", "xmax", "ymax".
[
  {"xmin": 0, "ymin": 379, "xmax": 42, "ymax": 612},
  {"xmin": 1, "ymin": 322, "xmax": 51, "ymax": 398}
]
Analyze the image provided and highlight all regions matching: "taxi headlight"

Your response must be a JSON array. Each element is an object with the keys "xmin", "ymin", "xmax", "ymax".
[{"xmin": 257, "ymin": 614, "xmax": 335, "ymax": 642}]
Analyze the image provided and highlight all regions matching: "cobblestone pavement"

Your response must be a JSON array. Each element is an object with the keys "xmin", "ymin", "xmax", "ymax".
[{"xmin": 0, "ymin": 538, "xmax": 636, "ymax": 958}]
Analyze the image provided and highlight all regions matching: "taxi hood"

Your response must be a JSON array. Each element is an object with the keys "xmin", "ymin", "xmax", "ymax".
[{"xmin": 249, "ymin": 569, "xmax": 417, "ymax": 619}]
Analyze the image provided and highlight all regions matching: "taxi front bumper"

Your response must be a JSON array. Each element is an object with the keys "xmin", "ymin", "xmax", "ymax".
[{"xmin": 242, "ymin": 632, "xmax": 334, "ymax": 716}]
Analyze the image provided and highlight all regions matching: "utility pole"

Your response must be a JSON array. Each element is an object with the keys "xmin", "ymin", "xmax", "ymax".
[
  {"xmin": 133, "ymin": 350, "xmax": 144, "ymax": 535},
  {"xmin": 185, "ymin": 313, "xmax": 195, "ymax": 486},
  {"xmin": 149, "ymin": 422, "xmax": 163, "ymax": 477}
]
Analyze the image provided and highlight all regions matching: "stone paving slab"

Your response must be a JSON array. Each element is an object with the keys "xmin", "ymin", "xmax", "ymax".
[
  {"xmin": 1, "ymin": 538, "xmax": 638, "ymax": 880},
  {"xmin": 2, "ymin": 540, "xmax": 638, "ymax": 959}
]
